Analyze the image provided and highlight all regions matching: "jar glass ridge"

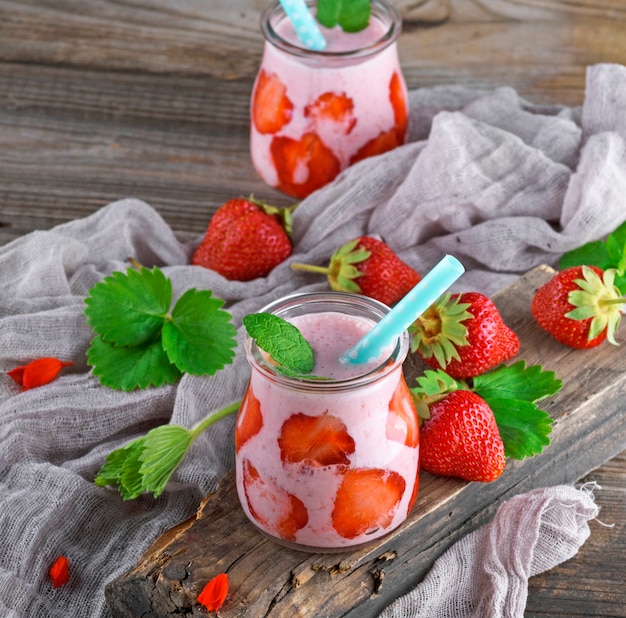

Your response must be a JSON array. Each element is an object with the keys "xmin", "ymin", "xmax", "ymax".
[{"xmin": 260, "ymin": 0, "xmax": 403, "ymax": 64}]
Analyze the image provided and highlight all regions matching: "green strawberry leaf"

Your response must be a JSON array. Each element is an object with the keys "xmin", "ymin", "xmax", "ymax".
[
  {"xmin": 140, "ymin": 425, "xmax": 195, "ymax": 498},
  {"xmin": 487, "ymin": 397, "xmax": 553, "ymax": 459},
  {"xmin": 85, "ymin": 267, "xmax": 237, "ymax": 389},
  {"xmin": 85, "ymin": 266, "xmax": 171, "ymax": 347},
  {"xmin": 87, "ymin": 336, "xmax": 183, "ymax": 391},
  {"xmin": 560, "ymin": 220, "xmax": 626, "ymax": 294},
  {"xmin": 243, "ymin": 313, "xmax": 315, "ymax": 375},
  {"xmin": 316, "ymin": 0, "xmax": 371, "ymax": 33},
  {"xmin": 94, "ymin": 441, "xmax": 135, "ymax": 487},
  {"xmin": 161, "ymin": 288, "xmax": 237, "ymax": 376},
  {"xmin": 94, "ymin": 437, "xmax": 147, "ymax": 500},
  {"xmin": 94, "ymin": 402, "xmax": 240, "ymax": 499},
  {"xmin": 472, "ymin": 361, "xmax": 562, "ymax": 403},
  {"xmin": 471, "ymin": 362, "xmax": 559, "ymax": 459}
]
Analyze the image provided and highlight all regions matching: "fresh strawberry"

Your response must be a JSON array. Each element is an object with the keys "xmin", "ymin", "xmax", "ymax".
[
  {"xmin": 409, "ymin": 292, "xmax": 519, "ymax": 379},
  {"xmin": 531, "ymin": 265, "xmax": 625, "ymax": 349},
  {"xmin": 270, "ymin": 131, "xmax": 341, "ymax": 199},
  {"xmin": 386, "ymin": 377, "xmax": 419, "ymax": 448},
  {"xmin": 419, "ymin": 390, "xmax": 506, "ymax": 483},
  {"xmin": 331, "ymin": 468, "xmax": 406, "ymax": 539},
  {"xmin": 251, "ymin": 70, "xmax": 294, "ymax": 134},
  {"xmin": 192, "ymin": 197, "xmax": 293, "ymax": 281},
  {"xmin": 304, "ymin": 91, "xmax": 356, "ymax": 135},
  {"xmin": 241, "ymin": 459, "xmax": 308, "ymax": 542},
  {"xmin": 291, "ymin": 236, "xmax": 421, "ymax": 306},
  {"xmin": 235, "ymin": 385, "xmax": 264, "ymax": 453},
  {"xmin": 278, "ymin": 411, "xmax": 355, "ymax": 467}
]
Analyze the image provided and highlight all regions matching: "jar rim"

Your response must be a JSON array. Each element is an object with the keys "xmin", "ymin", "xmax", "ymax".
[
  {"xmin": 244, "ymin": 291, "xmax": 409, "ymax": 391},
  {"xmin": 260, "ymin": 0, "xmax": 402, "ymax": 61}
]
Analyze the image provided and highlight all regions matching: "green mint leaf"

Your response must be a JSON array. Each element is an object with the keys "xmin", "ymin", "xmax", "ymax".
[
  {"xmin": 487, "ymin": 397, "xmax": 553, "ymax": 459},
  {"xmin": 472, "ymin": 361, "xmax": 562, "ymax": 403},
  {"xmin": 316, "ymin": 0, "xmax": 371, "ymax": 33},
  {"xmin": 85, "ymin": 266, "xmax": 171, "ymax": 347},
  {"xmin": 162, "ymin": 288, "xmax": 237, "ymax": 376},
  {"xmin": 243, "ymin": 313, "xmax": 315, "ymax": 375},
  {"xmin": 87, "ymin": 336, "xmax": 183, "ymax": 391},
  {"xmin": 140, "ymin": 425, "xmax": 194, "ymax": 498}
]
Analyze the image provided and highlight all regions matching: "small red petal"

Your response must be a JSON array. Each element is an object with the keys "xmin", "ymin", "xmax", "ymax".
[
  {"xmin": 7, "ymin": 365, "xmax": 27, "ymax": 386},
  {"xmin": 8, "ymin": 358, "xmax": 73, "ymax": 390},
  {"xmin": 49, "ymin": 556, "xmax": 70, "ymax": 588},
  {"xmin": 197, "ymin": 573, "xmax": 229, "ymax": 612}
]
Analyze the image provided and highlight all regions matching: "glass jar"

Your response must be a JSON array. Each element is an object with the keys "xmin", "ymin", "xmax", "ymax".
[
  {"xmin": 250, "ymin": 0, "xmax": 409, "ymax": 199},
  {"xmin": 235, "ymin": 292, "xmax": 419, "ymax": 552}
]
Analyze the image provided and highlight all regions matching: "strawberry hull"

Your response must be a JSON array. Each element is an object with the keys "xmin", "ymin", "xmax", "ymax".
[{"xmin": 235, "ymin": 292, "xmax": 420, "ymax": 551}]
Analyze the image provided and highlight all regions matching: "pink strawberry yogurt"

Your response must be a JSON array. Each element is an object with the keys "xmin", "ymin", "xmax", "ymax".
[
  {"xmin": 250, "ymin": 0, "xmax": 409, "ymax": 199},
  {"xmin": 235, "ymin": 292, "xmax": 420, "ymax": 551}
]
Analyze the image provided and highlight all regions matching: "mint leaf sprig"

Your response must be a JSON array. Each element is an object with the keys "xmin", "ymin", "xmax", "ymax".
[
  {"xmin": 316, "ymin": 0, "xmax": 371, "ymax": 33},
  {"xmin": 84, "ymin": 266, "xmax": 237, "ymax": 391},
  {"xmin": 242, "ymin": 313, "xmax": 317, "ymax": 378},
  {"xmin": 411, "ymin": 361, "xmax": 561, "ymax": 460},
  {"xmin": 95, "ymin": 402, "xmax": 240, "ymax": 499},
  {"xmin": 560, "ymin": 220, "xmax": 626, "ymax": 294}
]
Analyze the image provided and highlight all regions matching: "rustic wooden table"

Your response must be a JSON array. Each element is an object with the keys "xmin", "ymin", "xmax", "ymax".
[{"xmin": 1, "ymin": 1, "xmax": 625, "ymax": 615}]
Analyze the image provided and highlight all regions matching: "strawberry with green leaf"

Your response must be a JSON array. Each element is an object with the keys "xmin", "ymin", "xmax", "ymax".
[
  {"xmin": 291, "ymin": 236, "xmax": 421, "ymax": 306},
  {"xmin": 531, "ymin": 265, "xmax": 625, "ymax": 349},
  {"xmin": 412, "ymin": 362, "xmax": 560, "ymax": 482},
  {"xmin": 409, "ymin": 292, "xmax": 520, "ymax": 379}
]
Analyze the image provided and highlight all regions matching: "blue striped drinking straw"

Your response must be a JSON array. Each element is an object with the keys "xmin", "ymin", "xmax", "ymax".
[
  {"xmin": 278, "ymin": 0, "xmax": 327, "ymax": 51},
  {"xmin": 340, "ymin": 255, "xmax": 466, "ymax": 365}
]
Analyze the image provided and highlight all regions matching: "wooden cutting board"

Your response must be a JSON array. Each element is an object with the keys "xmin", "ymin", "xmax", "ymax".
[{"xmin": 104, "ymin": 265, "xmax": 626, "ymax": 617}]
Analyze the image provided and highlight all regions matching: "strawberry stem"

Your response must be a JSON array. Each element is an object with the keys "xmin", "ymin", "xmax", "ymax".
[
  {"xmin": 601, "ymin": 297, "xmax": 626, "ymax": 306},
  {"xmin": 291, "ymin": 263, "xmax": 331, "ymax": 275},
  {"xmin": 191, "ymin": 401, "xmax": 241, "ymax": 439}
]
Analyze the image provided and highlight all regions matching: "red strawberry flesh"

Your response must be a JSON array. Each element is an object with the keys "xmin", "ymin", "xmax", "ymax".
[{"xmin": 331, "ymin": 467, "xmax": 406, "ymax": 539}]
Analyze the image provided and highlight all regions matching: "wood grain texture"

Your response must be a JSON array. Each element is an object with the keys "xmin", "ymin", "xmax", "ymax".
[
  {"xmin": 104, "ymin": 266, "xmax": 626, "ymax": 617},
  {"xmin": 2, "ymin": 0, "xmax": 626, "ymax": 244}
]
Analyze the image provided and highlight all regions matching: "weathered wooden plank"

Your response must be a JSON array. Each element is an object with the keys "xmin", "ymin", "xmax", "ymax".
[
  {"xmin": 526, "ymin": 450, "xmax": 626, "ymax": 618},
  {"xmin": 3, "ymin": 0, "xmax": 626, "ymax": 247},
  {"xmin": 0, "ymin": 64, "xmax": 287, "ymax": 243},
  {"xmin": 104, "ymin": 265, "xmax": 626, "ymax": 616}
]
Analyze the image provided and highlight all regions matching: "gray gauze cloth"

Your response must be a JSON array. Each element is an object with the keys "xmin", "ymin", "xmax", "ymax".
[{"xmin": 0, "ymin": 62, "xmax": 624, "ymax": 617}]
